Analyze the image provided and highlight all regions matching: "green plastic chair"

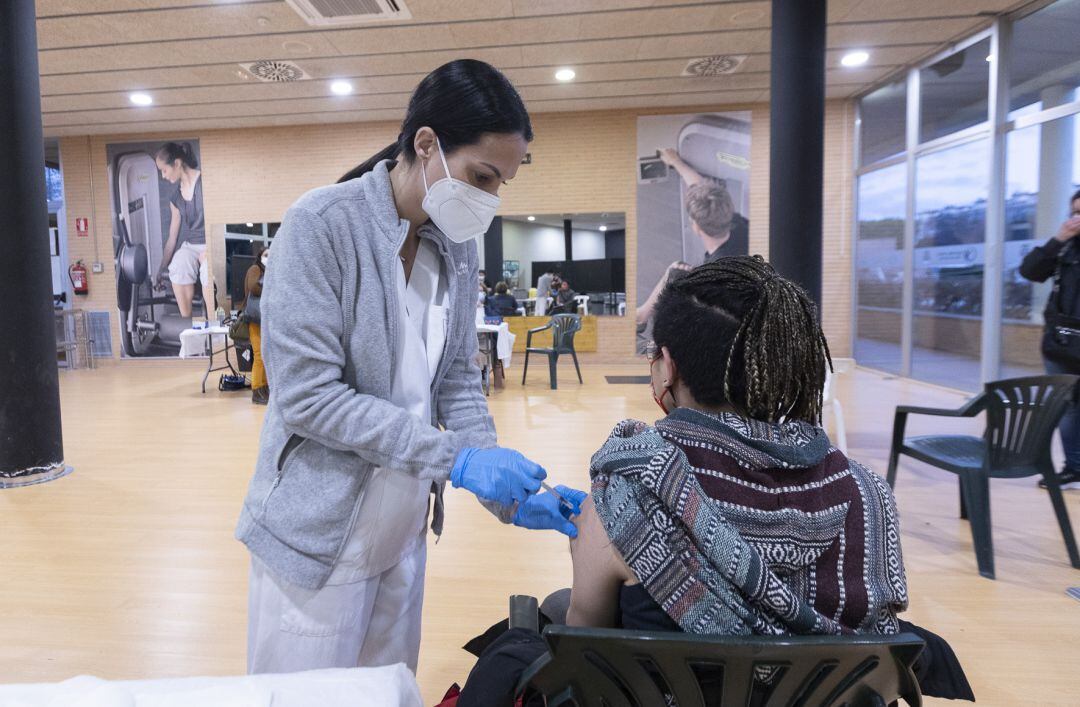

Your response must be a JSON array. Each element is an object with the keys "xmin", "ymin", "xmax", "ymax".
[
  {"xmin": 509, "ymin": 596, "xmax": 924, "ymax": 707},
  {"xmin": 886, "ymin": 374, "xmax": 1080, "ymax": 579},
  {"xmin": 521, "ymin": 313, "xmax": 583, "ymax": 390}
]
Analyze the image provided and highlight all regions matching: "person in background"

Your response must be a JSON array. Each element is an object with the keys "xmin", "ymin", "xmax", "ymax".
[
  {"xmin": 485, "ymin": 281, "xmax": 519, "ymax": 317},
  {"xmin": 535, "ymin": 269, "xmax": 554, "ymax": 316},
  {"xmin": 477, "ymin": 269, "xmax": 490, "ymax": 306},
  {"xmin": 1019, "ymin": 188, "xmax": 1080, "ymax": 489},
  {"xmin": 154, "ymin": 141, "xmax": 212, "ymax": 318},
  {"xmin": 244, "ymin": 246, "xmax": 269, "ymax": 405},
  {"xmin": 551, "ymin": 280, "xmax": 578, "ymax": 314}
]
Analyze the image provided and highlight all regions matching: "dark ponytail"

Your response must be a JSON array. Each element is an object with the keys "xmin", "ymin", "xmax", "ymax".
[
  {"xmin": 155, "ymin": 141, "xmax": 198, "ymax": 169},
  {"xmin": 338, "ymin": 59, "xmax": 532, "ymax": 183}
]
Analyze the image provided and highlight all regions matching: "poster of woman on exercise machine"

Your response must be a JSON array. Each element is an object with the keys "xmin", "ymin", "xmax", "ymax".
[{"xmin": 108, "ymin": 138, "xmax": 210, "ymax": 358}]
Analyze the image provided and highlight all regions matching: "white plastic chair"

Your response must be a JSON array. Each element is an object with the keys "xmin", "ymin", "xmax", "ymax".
[
  {"xmin": 574, "ymin": 294, "xmax": 590, "ymax": 315},
  {"xmin": 822, "ymin": 358, "xmax": 855, "ymax": 453}
]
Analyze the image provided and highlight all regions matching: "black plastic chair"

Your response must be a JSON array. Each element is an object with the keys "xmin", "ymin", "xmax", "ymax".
[
  {"xmin": 508, "ymin": 596, "xmax": 924, "ymax": 707},
  {"xmin": 887, "ymin": 374, "xmax": 1080, "ymax": 579},
  {"xmin": 522, "ymin": 313, "xmax": 583, "ymax": 390}
]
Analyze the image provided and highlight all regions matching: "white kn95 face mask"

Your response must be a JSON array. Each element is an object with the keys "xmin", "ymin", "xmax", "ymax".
[{"xmin": 421, "ymin": 136, "xmax": 501, "ymax": 243}]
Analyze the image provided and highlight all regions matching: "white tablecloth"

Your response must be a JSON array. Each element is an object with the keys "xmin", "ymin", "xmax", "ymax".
[
  {"xmin": 0, "ymin": 665, "xmax": 422, "ymax": 707},
  {"xmin": 178, "ymin": 325, "xmax": 230, "ymax": 359},
  {"xmin": 476, "ymin": 322, "xmax": 515, "ymax": 368}
]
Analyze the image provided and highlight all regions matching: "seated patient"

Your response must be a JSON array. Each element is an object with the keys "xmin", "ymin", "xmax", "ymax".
[
  {"xmin": 568, "ymin": 255, "xmax": 908, "ymax": 635},
  {"xmin": 485, "ymin": 281, "xmax": 520, "ymax": 317}
]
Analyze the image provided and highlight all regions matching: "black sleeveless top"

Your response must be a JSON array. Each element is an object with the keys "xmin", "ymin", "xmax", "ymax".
[{"xmin": 618, "ymin": 583, "xmax": 681, "ymax": 632}]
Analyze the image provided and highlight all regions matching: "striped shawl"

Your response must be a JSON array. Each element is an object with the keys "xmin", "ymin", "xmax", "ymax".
[{"xmin": 590, "ymin": 408, "xmax": 908, "ymax": 636}]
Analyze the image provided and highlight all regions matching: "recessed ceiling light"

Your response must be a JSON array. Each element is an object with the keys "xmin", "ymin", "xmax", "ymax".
[
  {"xmin": 246, "ymin": 222, "xmax": 254, "ymax": 227},
  {"xmin": 554, "ymin": 68, "xmax": 576, "ymax": 82},
  {"xmin": 527, "ymin": 216, "xmax": 536, "ymax": 221},
  {"xmin": 129, "ymin": 92, "xmax": 153, "ymax": 106},
  {"xmin": 330, "ymin": 80, "xmax": 353, "ymax": 95},
  {"xmin": 840, "ymin": 51, "xmax": 869, "ymax": 68},
  {"xmin": 599, "ymin": 225, "xmax": 608, "ymax": 232}
]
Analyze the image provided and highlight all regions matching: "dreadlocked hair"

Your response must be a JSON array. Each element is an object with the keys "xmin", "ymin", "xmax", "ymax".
[{"xmin": 652, "ymin": 255, "xmax": 832, "ymax": 424}]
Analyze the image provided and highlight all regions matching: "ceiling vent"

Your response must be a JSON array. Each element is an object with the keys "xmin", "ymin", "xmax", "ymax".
[
  {"xmin": 285, "ymin": 0, "xmax": 411, "ymax": 26},
  {"xmin": 682, "ymin": 55, "xmax": 747, "ymax": 77},
  {"xmin": 239, "ymin": 60, "xmax": 309, "ymax": 83}
]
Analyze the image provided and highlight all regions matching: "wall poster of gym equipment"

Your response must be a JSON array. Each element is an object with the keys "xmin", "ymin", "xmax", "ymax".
[
  {"xmin": 635, "ymin": 112, "xmax": 751, "ymax": 354},
  {"xmin": 108, "ymin": 139, "xmax": 208, "ymax": 358}
]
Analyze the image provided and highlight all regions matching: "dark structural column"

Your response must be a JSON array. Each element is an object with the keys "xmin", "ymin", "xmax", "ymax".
[
  {"xmin": 484, "ymin": 216, "xmax": 503, "ymax": 283},
  {"xmin": 563, "ymin": 218, "xmax": 573, "ymax": 261},
  {"xmin": 769, "ymin": 0, "xmax": 827, "ymax": 306},
  {"xmin": 0, "ymin": 0, "xmax": 71, "ymax": 488}
]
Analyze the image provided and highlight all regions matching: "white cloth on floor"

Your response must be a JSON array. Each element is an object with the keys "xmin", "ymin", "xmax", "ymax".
[{"xmin": 0, "ymin": 665, "xmax": 421, "ymax": 707}]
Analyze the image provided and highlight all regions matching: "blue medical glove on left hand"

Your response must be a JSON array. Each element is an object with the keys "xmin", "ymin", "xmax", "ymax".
[
  {"xmin": 450, "ymin": 447, "xmax": 546, "ymax": 507},
  {"xmin": 513, "ymin": 485, "xmax": 588, "ymax": 538}
]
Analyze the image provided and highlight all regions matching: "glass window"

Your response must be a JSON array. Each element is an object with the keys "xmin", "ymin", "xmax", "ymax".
[
  {"xmin": 854, "ymin": 164, "xmax": 907, "ymax": 373},
  {"xmin": 999, "ymin": 115, "xmax": 1080, "ymax": 378},
  {"xmin": 859, "ymin": 80, "xmax": 907, "ymax": 166},
  {"xmin": 44, "ymin": 165, "xmax": 63, "ymax": 203},
  {"xmin": 919, "ymin": 38, "xmax": 991, "ymax": 143},
  {"xmin": 911, "ymin": 139, "xmax": 989, "ymax": 390},
  {"xmin": 1009, "ymin": 0, "xmax": 1080, "ymax": 116}
]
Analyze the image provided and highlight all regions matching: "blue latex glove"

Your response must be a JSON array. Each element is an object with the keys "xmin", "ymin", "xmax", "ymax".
[
  {"xmin": 450, "ymin": 447, "xmax": 546, "ymax": 507},
  {"xmin": 513, "ymin": 485, "xmax": 588, "ymax": 538}
]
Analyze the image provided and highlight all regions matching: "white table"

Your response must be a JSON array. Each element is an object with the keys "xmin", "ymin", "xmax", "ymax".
[{"xmin": 178, "ymin": 325, "xmax": 238, "ymax": 393}]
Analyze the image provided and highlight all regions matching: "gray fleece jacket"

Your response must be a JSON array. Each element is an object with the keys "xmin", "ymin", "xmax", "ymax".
[{"xmin": 235, "ymin": 161, "xmax": 498, "ymax": 590}]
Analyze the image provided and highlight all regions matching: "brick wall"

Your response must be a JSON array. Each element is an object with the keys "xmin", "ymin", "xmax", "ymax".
[{"xmin": 57, "ymin": 101, "xmax": 857, "ymax": 361}]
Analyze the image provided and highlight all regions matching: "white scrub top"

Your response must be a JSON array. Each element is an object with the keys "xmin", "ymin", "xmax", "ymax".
[{"xmin": 327, "ymin": 239, "xmax": 448, "ymax": 585}]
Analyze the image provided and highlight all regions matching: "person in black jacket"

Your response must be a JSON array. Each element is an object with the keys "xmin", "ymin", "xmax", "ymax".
[
  {"xmin": 484, "ymin": 281, "xmax": 519, "ymax": 317},
  {"xmin": 1019, "ymin": 189, "xmax": 1080, "ymax": 489}
]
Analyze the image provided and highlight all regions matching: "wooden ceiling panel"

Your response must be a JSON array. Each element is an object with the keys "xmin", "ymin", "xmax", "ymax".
[
  {"xmin": 509, "ymin": 0, "xmax": 756, "ymax": 16},
  {"xmin": 36, "ymin": 0, "xmax": 225, "ymax": 15},
  {"xmin": 39, "ymin": 31, "xmax": 344, "ymax": 74},
  {"xmin": 40, "ymin": 63, "xmax": 261, "ymax": 95},
  {"xmin": 833, "ymin": 0, "xmax": 1021, "ymax": 23},
  {"xmin": 34, "ymin": 0, "xmax": 1019, "ymax": 135},
  {"xmin": 827, "ymin": 18, "xmax": 986, "ymax": 48},
  {"xmin": 398, "ymin": 0, "xmax": 516, "ymax": 22},
  {"xmin": 36, "ymin": 3, "xmax": 310, "ymax": 50},
  {"xmin": 523, "ymin": 76, "xmax": 770, "ymax": 102}
]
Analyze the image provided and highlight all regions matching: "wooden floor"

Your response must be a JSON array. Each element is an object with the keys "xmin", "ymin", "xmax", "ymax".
[{"xmin": 1, "ymin": 360, "xmax": 1078, "ymax": 705}]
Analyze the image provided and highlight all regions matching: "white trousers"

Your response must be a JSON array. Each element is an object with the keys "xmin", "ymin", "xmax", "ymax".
[{"xmin": 247, "ymin": 540, "xmax": 427, "ymax": 675}]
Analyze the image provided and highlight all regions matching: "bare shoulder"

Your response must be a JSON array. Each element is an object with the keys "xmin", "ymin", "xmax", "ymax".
[{"xmin": 567, "ymin": 495, "xmax": 637, "ymax": 627}]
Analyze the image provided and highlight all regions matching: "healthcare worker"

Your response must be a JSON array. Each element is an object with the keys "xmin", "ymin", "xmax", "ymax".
[{"xmin": 236, "ymin": 60, "xmax": 584, "ymax": 675}]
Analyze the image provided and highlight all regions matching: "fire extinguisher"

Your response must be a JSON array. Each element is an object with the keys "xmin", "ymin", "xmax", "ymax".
[{"xmin": 69, "ymin": 260, "xmax": 89, "ymax": 295}]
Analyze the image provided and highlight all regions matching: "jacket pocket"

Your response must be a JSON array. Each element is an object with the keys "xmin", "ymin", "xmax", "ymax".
[{"xmin": 262, "ymin": 433, "xmax": 306, "ymax": 510}]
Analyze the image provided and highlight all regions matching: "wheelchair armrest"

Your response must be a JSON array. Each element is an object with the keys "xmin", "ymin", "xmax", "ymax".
[
  {"xmin": 896, "ymin": 392, "xmax": 987, "ymax": 418},
  {"xmin": 510, "ymin": 595, "xmax": 540, "ymax": 632}
]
